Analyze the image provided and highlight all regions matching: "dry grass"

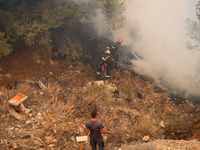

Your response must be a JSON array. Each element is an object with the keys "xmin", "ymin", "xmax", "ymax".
[
  {"xmin": 135, "ymin": 114, "xmax": 162, "ymax": 138},
  {"xmin": 0, "ymin": 67, "xmax": 199, "ymax": 150},
  {"xmin": 164, "ymin": 114, "xmax": 193, "ymax": 133},
  {"xmin": 121, "ymin": 142, "xmax": 157, "ymax": 150},
  {"xmin": 0, "ymin": 81, "xmax": 75, "ymax": 149}
]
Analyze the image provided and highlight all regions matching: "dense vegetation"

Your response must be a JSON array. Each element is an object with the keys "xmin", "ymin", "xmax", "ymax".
[{"xmin": 0, "ymin": 0, "xmax": 126, "ymax": 59}]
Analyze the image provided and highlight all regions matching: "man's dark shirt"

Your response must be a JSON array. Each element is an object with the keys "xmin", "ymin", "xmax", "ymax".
[{"xmin": 85, "ymin": 120, "xmax": 104, "ymax": 141}]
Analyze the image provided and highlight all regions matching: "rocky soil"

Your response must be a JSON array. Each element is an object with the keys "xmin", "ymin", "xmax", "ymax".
[{"xmin": 0, "ymin": 46, "xmax": 200, "ymax": 150}]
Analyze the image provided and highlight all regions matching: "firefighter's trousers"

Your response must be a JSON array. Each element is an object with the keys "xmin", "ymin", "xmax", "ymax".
[{"xmin": 96, "ymin": 64, "xmax": 111, "ymax": 80}]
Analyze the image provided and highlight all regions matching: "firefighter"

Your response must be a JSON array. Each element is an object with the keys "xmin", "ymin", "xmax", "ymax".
[
  {"xmin": 111, "ymin": 38, "xmax": 123, "ymax": 68},
  {"xmin": 96, "ymin": 47, "xmax": 114, "ymax": 80}
]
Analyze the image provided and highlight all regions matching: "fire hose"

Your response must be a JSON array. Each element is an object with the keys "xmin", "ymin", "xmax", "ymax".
[
  {"xmin": 45, "ymin": 63, "xmax": 125, "ymax": 150},
  {"xmin": 45, "ymin": 70, "xmax": 106, "ymax": 150},
  {"xmin": 121, "ymin": 44, "xmax": 141, "ymax": 60},
  {"xmin": 45, "ymin": 124, "xmax": 126, "ymax": 149},
  {"xmin": 45, "ymin": 90, "xmax": 105, "ymax": 150}
]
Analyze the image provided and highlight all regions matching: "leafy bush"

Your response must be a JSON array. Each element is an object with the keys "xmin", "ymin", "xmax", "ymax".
[{"xmin": 0, "ymin": 32, "xmax": 12, "ymax": 59}]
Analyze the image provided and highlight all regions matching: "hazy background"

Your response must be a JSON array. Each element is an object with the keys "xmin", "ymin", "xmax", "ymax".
[{"xmin": 81, "ymin": 0, "xmax": 200, "ymax": 98}]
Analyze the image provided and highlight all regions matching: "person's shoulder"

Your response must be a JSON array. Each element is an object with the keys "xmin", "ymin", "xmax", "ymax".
[
  {"xmin": 96, "ymin": 120, "xmax": 103, "ymax": 124},
  {"xmin": 86, "ymin": 120, "xmax": 92, "ymax": 123},
  {"xmin": 85, "ymin": 120, "xmax": 93, "ymax": 128},
  {"xmin": 85, "ymin": 120, "xmax": 92, "ymax": 125}
]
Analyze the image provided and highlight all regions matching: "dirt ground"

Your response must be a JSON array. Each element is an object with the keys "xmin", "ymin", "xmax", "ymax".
[
  {"xmin": 0, "ymin": 45, "xmax": 200, "ymax": 150},
  {"xmin": 0, "ymin": 44, "xmax": 63, "ymax": 87}
]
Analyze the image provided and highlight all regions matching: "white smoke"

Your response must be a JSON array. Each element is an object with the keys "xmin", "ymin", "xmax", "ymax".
[
  {"xmin": 109, "ymin": 0, "xmax": 200, "ymax": 98},
  {"xmin": 74, "ymin": 0, "xmax": 200, "ymax": 98}
]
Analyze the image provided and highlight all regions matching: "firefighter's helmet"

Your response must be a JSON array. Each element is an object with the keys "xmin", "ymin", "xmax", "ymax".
[
  {"xmin": 118, "ymin": 38, "xmax": 123, "ymax": 43},
  {"xmin": 105, "ymin": 46, "xmax": 110, "ymax": 53}
]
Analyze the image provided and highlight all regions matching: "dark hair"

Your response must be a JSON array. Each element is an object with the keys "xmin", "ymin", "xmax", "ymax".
[{"xmin": 91, "ymin": 110, "xmax": 97, "ymax": 118}]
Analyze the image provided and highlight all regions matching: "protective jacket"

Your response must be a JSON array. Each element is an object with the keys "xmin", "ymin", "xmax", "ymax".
[
  {"xmin": 96, "ymin": 53, "xmax": 114, "ymax": 80},
  {"xmin": 111, "ymin": 41, "xmax": 122, "ymax": 67},
  {"xmin": 112, "ymin": 41, "xmax": 122, "ymax": 51},
  {"xmin": 101, "ymin": 53, "xmax": 113, "ymax": 65}
]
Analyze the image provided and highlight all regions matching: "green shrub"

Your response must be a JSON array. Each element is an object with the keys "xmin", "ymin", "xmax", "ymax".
[{"xmin": 0, "ymin": 32, "xmax": 12, "ymax": 59}]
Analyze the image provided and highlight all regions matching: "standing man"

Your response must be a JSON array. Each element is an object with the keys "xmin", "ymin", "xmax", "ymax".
[
  {"xmin": 111, "ymin": 38, "xmax": 123, "ymax": 68},
  {"xmin": 82, "ymin": 110, "xmax": 110, "ymax": 150},
  {"xmin": 96, "ymin": 46, "xmax": 114, "ymax": 80}
]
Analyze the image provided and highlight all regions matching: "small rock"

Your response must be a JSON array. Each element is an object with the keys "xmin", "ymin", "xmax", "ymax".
[
  {"xmin": 9, "ymin": 126, "xmax": 14, "ymax": 131},
  {"xmin": 44, "ymin": 136, "xmax": 57, "ymax": 144},
  {"xmin": 33, "ymin": 140, "xmax": 43, "ymax": 147},
  {"xmin": 94, "ymin": 80, "xmax": 104, "ymax": 86},
  {"xmin": 159, "ymin": 121, "xmax": 165, "ymax": 128},
  {"xmin": 70, "ymin": 136, "xmax": 75, "ymax": 141},
  {"xmin": 49, "ymin": 144, "xmax": 55, "ymax": 148},
  {"xmin": 103, "ymin": 135, "xmax": 108, "ymax": 142},
  {"xmin": 40, "ymin": 91, "xmax": 44, "ymax": 95},
  {"xmin": 53, "ymin": 130, "xmax": 57, "ymax": 134},
  {"xmin": 143, "ymin": 135, "xmax": 149, "ymax": 142}
]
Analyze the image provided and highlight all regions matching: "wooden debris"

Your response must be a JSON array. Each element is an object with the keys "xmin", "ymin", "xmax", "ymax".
[
  {"xmin": 76, "ymin": 136, "xmax": 88, "ymax": 142},
  {"xmin": 38, "ymin": 81, "xmax": 46, "ymax": 90}
]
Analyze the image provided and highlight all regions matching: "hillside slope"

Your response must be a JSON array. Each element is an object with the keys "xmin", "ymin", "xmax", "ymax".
[{"xmin": 0, "ymin": 54, "xmax": 200, "ymax": 149}]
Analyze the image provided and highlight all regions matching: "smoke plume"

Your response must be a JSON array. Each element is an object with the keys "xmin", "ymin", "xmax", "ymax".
[
  {"xmin": 115, "ymin": 0, "xmax": 200, "ymax": 98},
  {"xmin": 74, "ymin": 0, "xmax": 200, "ymax": 98}
]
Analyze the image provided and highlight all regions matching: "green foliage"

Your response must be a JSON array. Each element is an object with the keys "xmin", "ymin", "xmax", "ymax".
[
  {"xmin": 0, "ymin": 32, "xmax": 12, "ymax": 59},
  {"xmin": 2, "ymin": 0, "xmax": 83, "ymax": 46},
  {"xmin": 0, "ymin": 0, "xmax": 126, "ymax": 60},
  {"xmin": 88, "ymin": 0, "xmax": 126, "ymax": 30},
  {"xmin": 185, "ymin": 18, "xmax": 200, "ymax": 49},
  {"xmin": 58, "ymin": 43, "xmax": 86, "ymax": 61}
]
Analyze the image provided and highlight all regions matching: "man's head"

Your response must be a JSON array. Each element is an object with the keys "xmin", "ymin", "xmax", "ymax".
[
  {"xmin": 91, "ymin": 110, "xmax": 97, "ymax": 118},
  {"xmin": 105, "ymin": 46, "xmax": 110, "ymax": 54}
]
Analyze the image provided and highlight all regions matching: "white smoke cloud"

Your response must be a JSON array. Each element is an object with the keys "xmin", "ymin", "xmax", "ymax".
[
  {"xmin": 73, "ymin": 0, "xmax": 200, "ymax": 98},
  {"xmin": 113, "ymin": 0, "xmax": 200, "ymax": 97}
]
